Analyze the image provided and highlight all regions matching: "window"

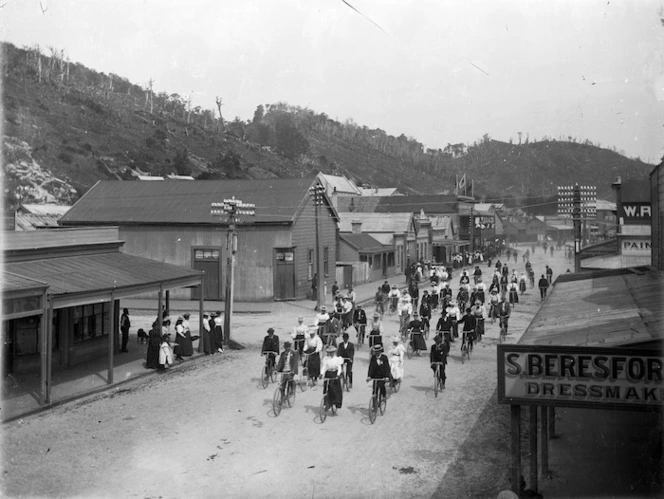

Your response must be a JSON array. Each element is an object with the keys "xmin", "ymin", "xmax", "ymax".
[
  {"xmin": 14, "ymin": 316, "xmax": 39, "ymax": 355},
  {"xmin": 307, "ymin": 249, "xmax": 314, "ymax": 280},
  {"xmin": 373, "ymin": 255, "xmax": 381, "ymax": 270},
  {"xmin": 387, "ymin": 252, "xmax": 395, "ymax": 267},
  {"xmin": 73, "ymin": 303, "xmax": 110, "ymax": 343},
  {"xmin": 323, "ymin": 247, "xmax": 329, "ymax": 276}
]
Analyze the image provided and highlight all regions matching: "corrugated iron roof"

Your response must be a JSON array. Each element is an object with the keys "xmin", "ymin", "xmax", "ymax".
[
  {"xmin": 318, "ymin": 173, "xmax": 361, "ymax": 195},
  {"xmin": 338, "ymin": 212, "xmax": 412, "ymax": 233},
  {"xmin": 519, "ymin": 267, "xmax": 663, "ymax": 347},
  {"xmin": 6, "ymin": 252, "xmax": 202, "ymax": 297},
  {"xmin": 14, "ymin": 213, "xmax": 63, "ymax": 231},
  {"xmin": 339, "ymin": 233, "xmax": 389, "ymax": 253},
  {"xmin": 19, "ymin": 204, "xmax": 71, "ymax": 216},
  {"xmin": 2, "ymin": 271, "xmax": 48, "ymax": 293},
  {"xmin": 60, "ymin": 178, "xmax": 324, "ymax": 225},
  {"xmin": 358, "ymin": 187, "xmax": 400, "ymax": 197}
]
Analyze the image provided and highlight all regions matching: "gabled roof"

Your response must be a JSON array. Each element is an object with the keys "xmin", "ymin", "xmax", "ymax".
[
  {"xmin": 430, "ymin": 215, "xmax": 452, "ymax": 231},
  {"xmin": 358, "ymin": 187, "xmax": 400, "ymax": 197},
  {"xmin": 18, "ymin": 204, "xmax": 71, "ymax": 216},
  {"xmin": 317, "ymin": 173, "xmax": 361, "ymax": 196},
  {"xmin": 60, "ymin": 178, "xmax": 338, "ymax": 225},
  {"xmin": 374, "ymin": 195, "xmax": 458, "ymax": 214},
  {"xmin": 339, "ymin": 233, "xmax": 389, "ymax": 254},
  {"xmin": 336, "ymin": 196, "xmax": 382, "ymax": 213},
  {"xmin": 338, "ymin": 212, "xmax": 413, "ymax": 233}
]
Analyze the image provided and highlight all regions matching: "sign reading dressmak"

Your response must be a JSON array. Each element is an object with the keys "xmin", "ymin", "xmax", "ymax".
[{"xmin": 497, "ymin": 345, "xmax": 664, "ymax": 410}]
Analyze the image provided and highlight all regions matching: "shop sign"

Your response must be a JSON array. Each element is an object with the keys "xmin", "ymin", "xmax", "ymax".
[
  {"xmin": 498, "ymin": 345, "xmax": 663, "ymax": 410},
  {"xmin": 621, "ymin": 239, "xmax": 651, "ymax": 255}
]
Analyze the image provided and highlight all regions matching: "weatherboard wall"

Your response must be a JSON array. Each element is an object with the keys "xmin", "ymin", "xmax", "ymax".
[{"xmin": 117, "ymin": 224, "xmax": 292, "ymax": 301}]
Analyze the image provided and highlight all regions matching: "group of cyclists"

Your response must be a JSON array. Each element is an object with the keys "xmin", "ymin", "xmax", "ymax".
[{"xmin": 259, "ymin": 243, "xmax": 556, "ymax": 415}]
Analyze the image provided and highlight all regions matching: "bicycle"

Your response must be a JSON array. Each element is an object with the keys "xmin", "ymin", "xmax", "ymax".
[
  {"xmin": 431, "ymin": 362, "xmax": 445, "ymax": 397},
  {"xmin": 273, "ymin": 372, "xmax": 296, "ymax": 416},
  {"xmin": 261, "ymin": 352, "xmax": 278, "ymax": 389},
  {"xmin": 341, "ymin": 358, "xmax": 352, "ymax": 392},
  {"xmin": 499, "ymin": 316, "xmax": 508, "ymax": 344},
  {"xmin": 367, "ymin": 377, "xmax": 390, "ymax": 424},
  {"xmin": 355, "ymin": 323, "xmax": 366, "ymax": 349},
  {"xmin": 299, "ymin": 352, "xmax": 310, "ymax": 391},
  {"xmin": 460, "ymin": 331, "xmax": 473, "ymax": 364},
  {"xmin": 319, "ymin": 378, "xmax": 337, "ymax": 423},
  {"xmin": 423, "ymin": 318, "xmax": 430, "ymax": 340}
]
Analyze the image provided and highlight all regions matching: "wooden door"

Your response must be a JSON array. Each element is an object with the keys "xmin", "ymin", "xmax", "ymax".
[
  {"xmin": 192, "ymin": 248, "xmax": 222, "ymax": 300},
  {"xmin": 274, "ymin": 249, "xmax": 296, "ymax": 300}
]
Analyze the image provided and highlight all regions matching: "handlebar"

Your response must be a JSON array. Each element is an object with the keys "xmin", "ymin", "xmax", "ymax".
[
  {"xmin": 430, "ymin": 362, "xmax": 445, "ymax": 365},
  {"xmin": 367, "ymin": 377, "xmax": 390, "ymax": 382},
  {"xmin": 262, "ymin": 351, "xmax": 277, "ymax": 356}
]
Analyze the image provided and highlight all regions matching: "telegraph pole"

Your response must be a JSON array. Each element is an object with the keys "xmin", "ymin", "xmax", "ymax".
[
  {"xmin": 573, "ymin": 185, "xmax": 582, "ymax": 272},
  {"xmin": 309, "ymin": 182, "xmax": 326, "ymax": 311},
  {"xmin": 210, "ymin": 197, "xmax": 255, "ymax": 344}
]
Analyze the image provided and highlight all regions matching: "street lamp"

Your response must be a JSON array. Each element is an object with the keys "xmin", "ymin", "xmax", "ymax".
[
  {"xmin": 308, "ymin": 183, "xmax": 326, "ymax": 311},
  {"xmin": 210, "ymin": 196, "xmax": 255, "ymax": 345}
]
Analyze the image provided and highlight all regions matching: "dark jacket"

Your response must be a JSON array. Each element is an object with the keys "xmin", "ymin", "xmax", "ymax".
[
  {"xmin": 337, "ymin": 341, "xmax": 355, "ymax": 362},
  {"xmin": 276, "ymin": 349, "xmax": 299, "ymax": 374},
  {"xmin": 368, "ymin": 354, "xmax": 391, "ymax": 379}
]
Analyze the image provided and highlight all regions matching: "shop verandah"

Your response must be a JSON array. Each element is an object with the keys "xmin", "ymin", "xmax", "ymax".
[{"xmin": 2, "ymin": 228, "xmax": 204, "ymax": 420}]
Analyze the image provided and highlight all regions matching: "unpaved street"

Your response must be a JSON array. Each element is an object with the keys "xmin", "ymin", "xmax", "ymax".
[{"xmin": 2, "ymin": 244, "xmax": 565, "ymax": 498}]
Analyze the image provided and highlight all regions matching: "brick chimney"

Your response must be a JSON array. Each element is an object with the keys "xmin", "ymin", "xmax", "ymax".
[{"xmin": 351, "ymin": 219, "xmax": 362, "ymax": 234}]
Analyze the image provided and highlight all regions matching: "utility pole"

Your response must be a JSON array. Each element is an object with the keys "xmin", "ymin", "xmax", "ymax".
[
  {"xmin": 573, "ymin": 184, "xmax": 582, "ymax": 272},
  {"xmin": 210, "ymin": 197, "xmax": 255, "ymax": 344},
  {"xmin": 309, "ymin": 182, "xmax": 326, "ymax": 311}
]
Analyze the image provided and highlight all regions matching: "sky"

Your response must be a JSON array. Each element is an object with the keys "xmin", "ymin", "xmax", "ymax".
[{"xmin": 2, "ymin": 0, "xmax": 664, "ymax": 163}]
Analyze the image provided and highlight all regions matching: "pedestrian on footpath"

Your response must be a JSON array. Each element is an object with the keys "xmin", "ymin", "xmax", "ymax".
[
  {"xmin": 212, "ymin": 311, "xmax": 224, "ymax": 353},
  {"xmin": 146, "ymin": 321, "xmax": 161, "ymax": 369},
  {"xmin": 538, "ymin": 274, "xmax": 549, "ymax": 301},
  {"xmin": 201, "ymin": 312, "xmax": 212, "ymax": 355},
  {"xmin": 120, "ymin": 308, "xmax": 131, "ymax": 353},
  {"xmin": 546, "ymin": 265, "xmax": 553, "ymax": 285}
]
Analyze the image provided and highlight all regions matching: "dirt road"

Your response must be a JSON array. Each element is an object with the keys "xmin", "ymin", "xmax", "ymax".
[{"xmin": 2, "ymin": 244, "xmax": 565, "ymax": 498}]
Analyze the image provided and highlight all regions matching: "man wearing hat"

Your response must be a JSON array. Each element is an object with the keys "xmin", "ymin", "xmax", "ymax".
[
  {"xmin": 302, "ymin": 327, "xmax": 323, "ymax": 384},
  {"xmin": 261, "ymin": 328, "xmax": 280, "ymax": 375},
  {"xmin": 276, "ymin": 341, "xmax": 299, "ymax": 396},
  {"xmin": 321, "ymin": 344, "xmax": 344, "ymax": 410},
  {"xmin": 336, "ymin": 332, "xmax": 355, "ymax": 389},
  {"xmin": 367, "ymin": 344, "xmax": 391, "ymax": 400},
  {"xmin": 291, "ymin": 316, "xmax": 309, "ymax": 357},
  {"xmin": 436, "ymin": 311, "xmax": 455, "ymax": 344},
  {"xmin": 120, "ymin": 308, "xmax": 131, "ymax": 353},
  {"xmin": 352, "ymin": 304, "xmax": 367, "ymax": 345},
  {"xmin": 430, "ymin": 329, "xmax": 449, "ymax": 388},
  {"xmin": 368, "ymin": 312, "xmax": 383, "ymax": 349},
  {"xmin": 388, "ymin": 335, "xmax": 405, "ymax": 387}
]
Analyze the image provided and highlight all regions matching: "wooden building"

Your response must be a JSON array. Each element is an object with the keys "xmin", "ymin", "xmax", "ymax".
[
  {"xmin": 2, "ymin": 227, "xmax": 203, "ymax": 405},
  {"xmin": 652, "ymin": 163, "xmax": 664, "ymax": 270},
  {"xmin": 59, "ymin": 178, "xmax": 339, "ymax": 301}
]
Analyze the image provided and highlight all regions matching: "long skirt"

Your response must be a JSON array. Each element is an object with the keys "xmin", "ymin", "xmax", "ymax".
[
  {"xmin": 323, "ymin": 371, "xmax": 342, "ymax": 408},
  {"xmin": 411, "ymin": 332, "xmax": 427, "ymax": 352},
  {"xmin": 212, "ymin": 325, "xmax": 224, "ymax": 350},
  {"xmin": 294, "ymin": 334, "xmax": 306, "ymax": 356},
  {"xmin": 389, "ymin": 356, "xmax": 404, "ymax": 381},
  {"xmin": 175, "ymin": 332, "xmax": 194, "ymax": 357},
  {"xmin": 306, "ymin": 351, "xmax": 321, "ymax": 379},
  {"xmin": 509, "ymin": 290, "xmax": 519, "ymax": 305},
  {"xmin": 201, "ymin": 328, "xmax": 212, "ymax": 354},
  {"xmin": 146, "ymin": 343, "xmax": 160, "ymax": 369}
]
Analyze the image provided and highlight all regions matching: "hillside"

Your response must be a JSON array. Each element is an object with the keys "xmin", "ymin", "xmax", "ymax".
[{"xmin": 1, "ymin": 42, "xmax": 654, "ymax": 209}]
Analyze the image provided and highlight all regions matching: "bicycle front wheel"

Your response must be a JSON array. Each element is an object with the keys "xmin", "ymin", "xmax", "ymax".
[
  {"xmin": 461, "ymin": 347, "xmax": 466, "ymax": 364},
  {"xmin": 379, "ymin": 393, "xmax": 386, "ymax": 415},
  {"xmin": 368, "ymin": 396, "xmax": 377, "ymax": 424},
  {"xmin": 270, "ymin": 366, "xmax": 278, "ymax": 383},
  {"xmin": 393, "ymin": 379, "xmax": 401, "ymax": 393},
  {"xmin": 286, "ymin": 382, "xmax": 295, "ymax": 407},
  {"xmin": 406, "ymin": 343, "xmax": 413, "ymax": 359},
  {"xmin": 261, "ymin": 366, "xmax": 269, "ymax": 389},
  {"xmin": 341, "ymin": 373, "xmax": 348, "ymax": 392},
  {"xmin": 273, "ymin": 388, "xmax": 283, "ymax": 416},
  {"xmin": 433, "ymin": 373, "xmax": 439, "ymax": 397},
  {"xmin": 320, "ymin": 396, "xmax": 328, "ymax": 423}
]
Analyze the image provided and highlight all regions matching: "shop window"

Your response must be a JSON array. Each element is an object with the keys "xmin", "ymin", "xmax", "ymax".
[
  {"xmin": 14, "ymin": 316, "xmax": 39, "ymax": 355},
  {"xmin": 73, "ymin": 303, "xmax": 110, "ymax": 343}
]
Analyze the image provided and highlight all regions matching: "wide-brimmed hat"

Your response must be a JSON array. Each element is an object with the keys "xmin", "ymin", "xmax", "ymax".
[
  {"xmin": 371, "ymin": 344, "xmax": 384, "ymax": 353},
  {"xmin": 320, "ymin": 306, "xmax": 327, "ymax": 311},
  {"xmin": 373, "ymin": 312, "xmax": 380, "ymax": 318},
  {"xmin": 284, "ymin": 341, "xmax": 292, "ymax": 348},
  {"xmin": 325, "ymin": 345, "xmax": 337, "ymax": 353},
  {"xmin": 297, "ymin": 316, "xmax": 304, "ymax": 321},
  {"xmin": 390, "ymin": 335, "xmax": 400, "ymax": 343}
]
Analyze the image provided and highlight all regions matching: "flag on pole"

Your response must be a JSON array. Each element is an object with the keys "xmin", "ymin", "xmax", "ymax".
[{"xmin": 457, "ymin": 174, "xmax": 466, "ymax": 191}]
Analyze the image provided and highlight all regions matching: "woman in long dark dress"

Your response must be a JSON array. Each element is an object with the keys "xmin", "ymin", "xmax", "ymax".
[
  {"xmin": 146, "ymin": 321, "xmax": 161, "ymax": 369},
  {"xmin": 174, "ymin": 316, "xmax": 193, "ymax": 361}
]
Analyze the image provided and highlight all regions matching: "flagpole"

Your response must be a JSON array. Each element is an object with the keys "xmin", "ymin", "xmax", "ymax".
[{"xmin": 455, "ymin": 174, "xmax": 458, "ymax": 195}]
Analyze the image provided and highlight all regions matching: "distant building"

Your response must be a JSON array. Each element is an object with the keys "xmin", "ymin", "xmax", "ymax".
[
  {"xmin": 14, "ymin": 204, "xmax": 70, "ymax": 231},
  {"xmin": 59, "ymin": 178, "xmax": 338, "ymax": 301},
  {"xmin": 594, "ymin": 199, "xmax": 617, "ymax": 240}
]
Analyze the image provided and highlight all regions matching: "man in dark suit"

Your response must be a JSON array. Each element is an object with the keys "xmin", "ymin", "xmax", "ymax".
[
  {"xmin": 367, "ymin": 344, "xmax": 391, "ymax": 399},
  {"xmin": 276, "ymin": 341, "xmax": 299, "ymax": 395},
  {"xmin": 336, "ymin": 332, "xmax": 355, "ymax": 388}
]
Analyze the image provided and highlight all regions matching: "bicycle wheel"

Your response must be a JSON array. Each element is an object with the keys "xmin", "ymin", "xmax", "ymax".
[
  {"xmin": 261, "ymin": 366, "xmax": 269, "ymax": 389},
  {"xmin": 270, "ymin": 365, "xmax": 278, "ymax": 383},
  {"xmin": 368, "ymin": 396, "xmax": 377, "ymax": 424},
  {"xmin": 393, "ymin": 378, "xmax": 401, "ymax": 393},
  {"xmin": 433, "ymin": 372, "xmax": 439, "ymax": 397},
  {"xmin": 341, "ymin": 372, "xmax": 348, "ymax": 392},
  {"xmin": 406, "ymin": 342, "xmax": 413, "ymax": 359},
  {"xmin": 424, "ymin": 326, "xmax": 430, "ymax": 340},
  {"xmin": 320, "ymin": 396, "xmax": 328, "ymax": 423},
  {"xmin": 273, "ymin": 388, "xmax": 282, "ymax": 416},
  {"xmin": 461, "ymin": 346, "xmax": 466, "ymax": 364},
  {"xmin": 379, "ymin": 393, "xmax": 386, "ymax": 415}
]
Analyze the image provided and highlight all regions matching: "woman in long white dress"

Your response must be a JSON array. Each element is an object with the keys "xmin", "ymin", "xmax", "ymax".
[{"xmin": 387, "ymin": 335, "xmax": 405, "ymax": 386}]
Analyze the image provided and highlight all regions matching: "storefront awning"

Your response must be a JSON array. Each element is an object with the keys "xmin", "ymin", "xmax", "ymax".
[
  {"xmin": 6, "ymin": 252, "xmax": 203, "ymax": 309},
  {"xmin": 519, "ymin": 267, "xmax": 663, "ymax": 348}
]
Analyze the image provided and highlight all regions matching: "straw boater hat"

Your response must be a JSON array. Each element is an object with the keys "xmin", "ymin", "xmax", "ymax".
[
  {"xmin": 325, "ymin": 345, "xmax": 337, "ymax": 353},
  {"xmin": 373, "ymin": 312, "xmax": 380, "ymax": 318},
  {"xmin": 297, "ymin": 316, "xmax": 304, "ymax": 322},
  {"xmin": 371, "ymin": 344, "xmax": 384, "ymax": 353},
  {"xmin": 390, "ymin": 335, "xmax": 400, "ymax": 343}
]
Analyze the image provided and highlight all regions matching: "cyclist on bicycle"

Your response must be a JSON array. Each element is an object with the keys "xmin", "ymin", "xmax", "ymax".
[
  {"xmin": 291, "ymin": 316, "xmax": 308, "ymax": 357},
  {"xmin": 276, "ymin": 341, "xmax": 299, "ymax": 395},
  {"xmin": 518, "ymin": 272, "xmax": 527, "ymax": 295},
  {"xmin": 473, "ymin": 265, "xmax": 482, "ymax": 284},
  {"xmin": 430, "ymin": 334, "xmax": 449, "ymax": 388},
  {"xmin": 388, "ymin": 285, "xmax": 401, "ymax": 314},
  {"xmin": 353, "ymin": 304, "xmax": 367, "ymax": 345},
  {"xmin": 314, "ymin": 306, "xmax": 330, "ymax": 336},
  {"xmin": 387, "ymin": 335, "xmax": 405, "ymax": 387},
  {"xmin": 407, "ymin": 312, "xmax": 427, "ymax": 353},
  {"xmin": 302, "ymin": 328, "xmax": 323, "ymax": 384},
  {"xmin": 374, "ymin": 286, "xmax": 385, "ymax": 316},
  {"xmin": 497, "ymin": 295, "xmax": 511, "ymax": 335},
  {"xmin": 321, "ymin": 345, "xmax": 344, "ymax": 410},
  {"xmin": 367, "ymin": 344, "xmax": 391, "ymax": 399},
  {"xmin": 456, "ymin": 286, "xmax": 469, "ymax": 314},
  {"xmin": 436, "ymin": 311, "xmax": 455, "ymax": 344},
  {"xmin": 398, "ymin": 292, "xmax": 413, "ymax": 337},
  {"xmin": 430, "ymin": 282, "xmax": 440, "ymax": 311},
  {"xmin": 336, "ymin": 332, "xmax": 355, "ymax": 389},
  {"xmin": 471, "ymin": 300, "xmax": 486, "ymax": 341},
  {"xmin": 368, "ymin": 312, "xmax": 384, "ymax": 349},
  {"xmin": 261, "ymin": 327, "xmax": 280, "ymax": 371},
  {"xmin": 440, "ymin": 282, "xmax": 452, "ymax": 310},
  {"xmin": 445, "ymin": 300, "xmax": 461, "ymax": 340},
  {"xmin": 419, "ymin": 298, "xmax": 432, "ymax": 335},
  {"xmin": 457, "ymin": 307, "xmax": 477, "ymax": 352},
  {"xmin": 459, "ymin": 270, "xmax": 470, "ymax": 288}
]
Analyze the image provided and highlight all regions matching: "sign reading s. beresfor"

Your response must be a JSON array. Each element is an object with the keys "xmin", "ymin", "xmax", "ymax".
[{"xmin": 497, "ymin": 345, "xmax": 663, "ymax": 410}]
